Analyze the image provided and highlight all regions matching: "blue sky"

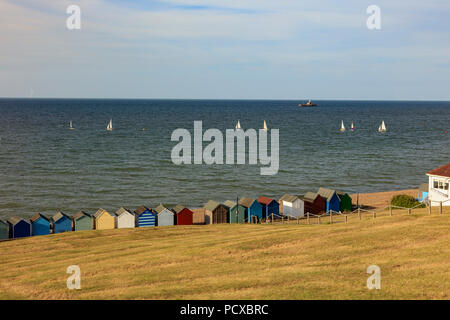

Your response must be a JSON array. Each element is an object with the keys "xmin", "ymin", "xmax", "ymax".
[{"xmin": 0, "ymin": 0, "xmax": 449, "ymax": 100}]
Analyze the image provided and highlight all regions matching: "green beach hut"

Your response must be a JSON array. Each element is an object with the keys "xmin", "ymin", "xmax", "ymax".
[
  {"xmin": 73, "ymin": 211, "xmax": 94, "ymax": 231},
  {"xmin": 224, "ymin": 200, "xmax": 247, "ymax": 224},
  {"xmin": 0, "ymin": 220, "xmax": 9, "ymax": 240},
  {"xmin": 338, "ymin": 192, "xmax": 353, "ymax": 212}
]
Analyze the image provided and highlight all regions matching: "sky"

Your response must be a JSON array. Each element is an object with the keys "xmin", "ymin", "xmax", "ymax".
[{"xmin": 0, "ymin": 0, "xmax": 449, "ymax": 100}]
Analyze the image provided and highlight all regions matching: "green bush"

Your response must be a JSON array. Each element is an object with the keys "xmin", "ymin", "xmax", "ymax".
[{"xmin": 391, "ymin": 194, "xmax": 425, "ymax": 209}]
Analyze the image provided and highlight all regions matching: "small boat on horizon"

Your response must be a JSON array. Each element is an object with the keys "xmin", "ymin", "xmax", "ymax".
[
  {"xmin": 263, "ymin": 120, "xmax": 268, "ymax": 131},
  {"xmin": 107, "ymin": 119, "xmax": 113, "ymax": 131},
  {"xmin": 340, "ymin": 120, "xmax": 346, "ymax": 132},
  {"xmin": 69, "ymin": 120, "xmax": 75, "ymax": 130},
  {"xmin": 299, "ymin": 99, "xmax": 317, "ymax": 107},
  {"xmin": 351, "ymin": 122, "xmax": 354, "ymax": 131},
  {"xmin": 378, "ymin": 120, "xmax": 387, "ymax": 133},
  {"xmin": 236, "ymin": 120, "xmax": 242, "ymax": 130}
]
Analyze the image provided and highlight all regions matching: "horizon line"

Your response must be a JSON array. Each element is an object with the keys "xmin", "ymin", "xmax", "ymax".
[{"xmin": 1, "ymin": 97, "xmax": 450, "ymax": 102}]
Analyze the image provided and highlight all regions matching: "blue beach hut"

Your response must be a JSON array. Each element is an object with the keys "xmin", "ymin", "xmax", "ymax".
[
  {"xmin": 51, "ymin": 212, "xmax": 73, "ymax": 233},
  {"xmin": 317, "ymin": 188, "xmax": 341, "ymax": 213},
  {"xmin": 135, "ymin": 206, "xmax": 156, "ymax": 227},
  {"xmin": 7, "ymin": 216, "xmax": 31, "ymax": 239},
  {"xmin": 258, "ymin": 196, "xmax": 280, "ymax": 219},
  {"xmin": 0, "ymin": 220, "xmax": 9, "ymax": 240},
  {"xmin": 418, "ymin": 183, "xmax": 429, "ymax": 202},
  {"xmin": 30, "ymin": 213, "xmax": 51, "ymax": 236},
  {"xmin": 248, "ymin": 199, "xmax": 263, "ymax": 223}
]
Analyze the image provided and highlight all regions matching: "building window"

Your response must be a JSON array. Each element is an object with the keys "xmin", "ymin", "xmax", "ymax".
[{"xmin": 433, "ymin": 179, "xmax": 449, "ymax": 190}]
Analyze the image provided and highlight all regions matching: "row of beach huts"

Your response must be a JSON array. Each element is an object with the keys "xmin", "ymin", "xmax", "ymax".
[{"xmin": 0, "ymin": 187, "xmax": 353, "ymax": 240}]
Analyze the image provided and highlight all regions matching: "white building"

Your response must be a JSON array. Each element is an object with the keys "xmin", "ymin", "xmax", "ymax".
[
  {"xmin": 426, "ymin": 163, "xmax": 450, "ymax": 206},
  {"xmin": 279, "ymin": 194, "xmax": 304, "ymax": 218},
  {"xmin": 115, "ymin": 207, "xmax": 136, "ymax": 228}
]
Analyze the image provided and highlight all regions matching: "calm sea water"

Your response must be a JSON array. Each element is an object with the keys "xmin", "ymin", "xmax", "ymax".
[{"xmin": 0, "ymin": 99, "xmax": 449, "ymax": 220}]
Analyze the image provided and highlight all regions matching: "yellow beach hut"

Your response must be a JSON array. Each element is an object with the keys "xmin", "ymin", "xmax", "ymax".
[{"xmin": 94, "ymin": 208, "xmax": 116, "ymax": 230}]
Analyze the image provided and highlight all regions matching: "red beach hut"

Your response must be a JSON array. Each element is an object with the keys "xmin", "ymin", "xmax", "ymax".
[{"xmin": 172, "ymin": 205, "xmax": 193, "ymax": 225}]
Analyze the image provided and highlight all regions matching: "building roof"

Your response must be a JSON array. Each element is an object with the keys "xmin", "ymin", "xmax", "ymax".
[
  {"xmin": 155, "ymin": 204, "xmax": 170, "ymax": 214},
  {"xmin": 238, "ymin": 197, "xmax": 254, "ymax": 208},
  {"xmin": 172, "ymin": 204, "xmax": 186, "ymax": 214},
  {"xmin": 116, "ymin": 207, "xmax": 132, "ymax": 216},
  {"xmin": 30, "ymin": 213, "xmax": 50, "ymax": 223},
  {"xmin": 427, "ymin": 163, "xmax": 450, "ymax": 178},
  {"xmin": 73, "ymin": 211, "xmax": 91, "ymax": 220},
  {"xmin": 257, "ymin": 196, "xmax": 275, "ymax": 205},
  {"xmin": 336, "ymin": 191, "xmax": 350, "ymax": 198},
  {"xmin": 279, "ymin": 194, "xmax": 300, "ymax": 203},
  {"xmin": 7, "ymin": 216, "xmax": 28, "ymax": 226},
  {"xmin": 204, "ymin": 200, "xmax": 220, "ymax": 212},
  {"xmin": 52, "ymin": 212, "xmax": 71, "ymax": 222},
  {"xmin": 134, "ymin": 206, "xmax": 150, "ymax": 215},
  {"xmin": 419, "ymin": 183, "xmax": 429, "ymax": 192},
  {"xmin": 223, "ymin": 200, "xmax": 237, "ymax": 209},
  {"xmin": 317, "ymin": 187, "xmax": 337, "ymax": 202},
  {"xmin": 302, "ymin": 192, "xmax": 319, "ymax": 203},
  {"xmin": 94, "ymin": 208, "xmax": 115, "ymax": 218}
]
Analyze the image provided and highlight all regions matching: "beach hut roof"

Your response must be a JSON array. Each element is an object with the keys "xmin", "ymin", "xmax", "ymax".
[
  {"xmin": 52, "ymin": 212, "xmax": 71, "ymax": 222},
  {"xmin": 73, "ymin": 211, "xmax": 91, "ymax": 220},
  {"xmin": 7, "ymin": 216, "xmax": 27, "ymax": 226},
  {"xmin": 172, "ymin": 204, "xmax": 188, "ymax": 214},
  {"xmin": 238, "ymin": 197, "xmax": 254, "ymax": 208},
  {"xmin": 116, "ymin": 207, "xmax": 132, "ymax": 216},
  {"xmin": 257, "ymin": 196, "xmax": 275, "ymax": 205},
  {"xmin": 302, "ymin": 192, "xmax": 319, "ymax": 203},
  {"xmin": 223, "ymin": 200, "xmax": 237, "ymax": 209},
  {"xmin": 134, "ymin": 206, "xmax": 150, "ymax": 215},
  {"xmin": 317, "ymin": 188, "xmax": 337, "ymax": 202},
  {"xmin": 94, "ymin": 208, "xmax": 115, "ymax": 218},
  {"xmin": 279, "ymin": 194, "xmax": 300, "ymax": 203},
  {"xmin": 30, "ymin": 213, "xmax": 50, "ymax": 223},
  {"xmin": 155, "ymin": 204, "xmax": 170, "ymax": 214},
  {"xmin": 419, "ymin": 183, "xmax": 429, "ymax": 192},
  {"xmin": 427, "ymin": 163, "xmax": 450, "ymax": 178},
  {"xmin": 204, "ymin": 200, "xmax": 220, "ymax": 211}
]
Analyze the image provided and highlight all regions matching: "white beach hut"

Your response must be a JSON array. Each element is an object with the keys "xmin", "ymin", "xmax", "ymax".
[
  {"xmin": 115, "ymin": 207, "xmax": 136, "ymax": 228},
  {"xmin": 155, "ymin": 204, "xmax": 175, "ymax": 226},
  {"xmin": 426, "ymin": 163, "xmax": 450, "ymax": 206},
  {"xmin": 279, "ymin": 194, "xmax": 304, "ymax": 218}
]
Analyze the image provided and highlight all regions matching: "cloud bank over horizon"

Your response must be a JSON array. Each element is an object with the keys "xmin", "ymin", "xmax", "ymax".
[{"xmin": 0, "ymin": 0, "xmax": 449, "ymax": 100}]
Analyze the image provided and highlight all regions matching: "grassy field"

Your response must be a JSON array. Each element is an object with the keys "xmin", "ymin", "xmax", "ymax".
[{"xmin": 0, "ymin": 207, "xmax": 449, "ymax": 300}]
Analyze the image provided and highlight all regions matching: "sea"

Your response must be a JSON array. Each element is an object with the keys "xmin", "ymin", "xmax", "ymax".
[{"xmin": 0, "ymin": 98, "xmax": 449, "ymax": 220}]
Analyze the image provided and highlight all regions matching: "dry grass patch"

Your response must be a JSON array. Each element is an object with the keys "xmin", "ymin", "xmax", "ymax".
[{"xmin": 0, "ymin": 210, "xmax": 449, "ymax": 300}]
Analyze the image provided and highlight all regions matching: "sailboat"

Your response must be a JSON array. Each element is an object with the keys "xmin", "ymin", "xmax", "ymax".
[
  {"xmin": 340, "ymin": 120, "xmax": 346, "ymax": 132},
  {"xmin": 378, "ymin": 120, "xmax": 387, "ymax": 133},
  {"xmin": 263, "ymin": 120, "xmax": 268, "ymax": 131},
  {"xmin": 236, "ymin": 120, "xmax": 242, "ymax": 130},
  {"xmin": 107, "ymin": 119, "xmax": 113, "ymax": 131},
  {"xmin": 351, "ymin": 122, "xmax": 354, "ymax": 131},
  {"xmin": 69, "ymin": 120, "xmax": 75, "ymax": 130}
]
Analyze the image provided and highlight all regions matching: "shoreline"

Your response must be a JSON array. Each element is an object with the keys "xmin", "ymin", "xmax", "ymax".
[{"xmin": 350, "ymin": 189, "xmax": 418, "ymax": 209}]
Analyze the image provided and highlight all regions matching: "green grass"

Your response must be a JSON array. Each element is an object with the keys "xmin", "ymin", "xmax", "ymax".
[{"xmin": 0, "ymin": 208, "xmax": 449, "ymax": 300}]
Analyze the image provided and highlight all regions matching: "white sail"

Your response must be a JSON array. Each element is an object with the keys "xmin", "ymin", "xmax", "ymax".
[
  {"xmin": 379, "ymin": 120, "xmax": 386, "ymax": 132},
  {"xmin": 340, "ymin": 120, "xmax": 346, "ymax": 132},
  {"xmin": 236, "ymin": 120, "xmax": 242, "ymax": 129},
  {"xmin": 351, "ymin": 122, "xmax": 354, "ymax": 131},
  {"xmin": 69, "ymin": 120, "xmax": 74, "ymax": 130},
  {"xmin": 107, "ymin": 119, "xmax": 113, "ymax": 131},
  {"xmin": 263, "ymin": 120, "xmax": 268, "ymax": 131}
]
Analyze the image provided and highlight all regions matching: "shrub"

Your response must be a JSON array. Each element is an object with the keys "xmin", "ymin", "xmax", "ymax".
[{"xmin": 391, "ymin": 194, "xmax": 425, "ymax": 209}]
